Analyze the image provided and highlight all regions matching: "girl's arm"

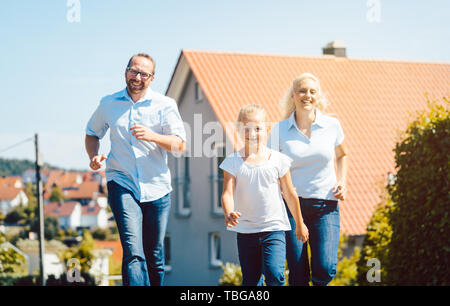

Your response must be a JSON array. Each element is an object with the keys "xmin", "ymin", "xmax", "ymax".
[
  {"xmin": 221, "ymin": 171, "xmax": 241, "ymax": 228},
  {"xmin": 279, "ymin": 171, "xmax": 309, "ymax": 243},
  {"xmin": 333, "ymin": 141, "xmax": 348, "ymax": 200}
]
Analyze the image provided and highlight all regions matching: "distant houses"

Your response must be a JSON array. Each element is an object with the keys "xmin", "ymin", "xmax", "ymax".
[
  {"xmin": 0, "ymin": 176, "xmax": 28, "ymax": 216},
  {"xmin": 0, "ymin": 169, "xmax": 109, "ymax": 231}
]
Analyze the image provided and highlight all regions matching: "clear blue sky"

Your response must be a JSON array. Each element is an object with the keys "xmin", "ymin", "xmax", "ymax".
[{"xmin": 0, "ymin": 0, "xmax": 449, "ymax": 170}]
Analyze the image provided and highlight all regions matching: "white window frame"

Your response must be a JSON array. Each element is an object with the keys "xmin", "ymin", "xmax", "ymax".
[
  {"xmin": 174, "ymin": 155, "xmax": 191, "ymax": 217},
  {"xmin": 209, "ymin": 232, "xmax": 222, "ymax": 269},
  {"xmin": 194, "ymin": 81, "xmax": 204, "ymax": 103},
  {"xmin": 210, "ymin": 142, "xmax": 226, "ymax": 216},
  {"xmin": 164, "ymin": 233, "xmax": 172, "ymax": 272}
]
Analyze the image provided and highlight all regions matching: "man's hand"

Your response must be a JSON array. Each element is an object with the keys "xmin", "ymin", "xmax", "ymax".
[
  {"xmin": 89, "ymin": 154, "xmax": 107, "ymax": 170},
  {"xmin": 129, "ymin": 124, "xmax": 156, "ymax": 142}
]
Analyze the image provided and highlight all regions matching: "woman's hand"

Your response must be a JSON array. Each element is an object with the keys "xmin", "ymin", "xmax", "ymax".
[
  {"xmin": 332, "ymin": 182, "xmax": 347, "ymax": 201},
  {"xmin": 225, "ymin": 211, "xmax": 242, "ymax": 228}
]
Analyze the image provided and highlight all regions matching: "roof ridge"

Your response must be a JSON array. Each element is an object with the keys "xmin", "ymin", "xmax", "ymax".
[{"xmin": 182, "ymin": 49, "xmax": 450, "ymax": 65}]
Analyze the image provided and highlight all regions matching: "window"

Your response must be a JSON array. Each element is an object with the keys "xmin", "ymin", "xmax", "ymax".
[
  {"xmin": 209, "ymin": 232, "xmax": 222, "ymax": 269},
  {"xmin": 195, "ymin": 81, "xmax": 203, "ymax": 103},
  {"xmin": 211, "ymin": 143, "xmax": 226, "ymax": 216},
  {"xmin": 174, "ymin": 155, "xmax": 191, "ymax": 217},
  {"xmin": 164, "ymin": 234, "xmax": 172, "ymax": 272}
]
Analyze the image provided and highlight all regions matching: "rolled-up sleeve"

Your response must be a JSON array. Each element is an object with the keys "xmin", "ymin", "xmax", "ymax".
[
  {"xmin": 86, "ymin": 102, "xmax": 109, "ymax": 139},
  {"xmin": 161, "ymin": 100, "xmax": 186, "ymax": 142}
]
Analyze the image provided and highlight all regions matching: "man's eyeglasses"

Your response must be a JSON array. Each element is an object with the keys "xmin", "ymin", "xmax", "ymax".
[{"xmin": 126, "ymin": 67, "xmax": 153, "ymax": 80}]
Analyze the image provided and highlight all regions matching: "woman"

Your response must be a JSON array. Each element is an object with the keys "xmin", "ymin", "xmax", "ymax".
[{"xmin": 268, "ymin": 73, "xmax": 348, "ymax": 286}]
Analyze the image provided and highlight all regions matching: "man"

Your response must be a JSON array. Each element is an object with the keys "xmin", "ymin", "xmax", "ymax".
[{"xmin": 85, "ymin": 53, "xmax": 186, "ymax": 286}]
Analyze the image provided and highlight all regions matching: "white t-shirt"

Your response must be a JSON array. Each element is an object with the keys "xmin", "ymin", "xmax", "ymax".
[{"xmin": 219, "ymin": 149, "xmax": 293, "ymax": 233}]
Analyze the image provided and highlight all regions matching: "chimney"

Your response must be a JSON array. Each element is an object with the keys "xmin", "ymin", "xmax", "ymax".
[{"xmin": 322, "ymin": 40, "xmax": 347, "ymax": 57}]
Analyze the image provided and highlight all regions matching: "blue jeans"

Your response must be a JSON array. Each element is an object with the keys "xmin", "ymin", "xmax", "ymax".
[
  {"xmin": 237, "ymin": 231, "xmax": 286, "ymax": 286},
  {"xmin": 285, "ymin": 197, "xmax": 340, "ymax": 286},
  {"xmin": 107, "ymin": 180, "xmax": 171, "ymax": 286}
]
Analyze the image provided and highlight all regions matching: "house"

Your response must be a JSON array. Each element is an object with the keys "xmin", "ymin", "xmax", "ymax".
[
  {"xmin": 43, "ymin": 171, "xmax": 108, "ymax": 207},
  {"xmin": 0, "ymin": 182, "xmax": 28, "ymax": 217},
  {"xmin": 0, "ymin": 176, "xmax": 24, "ymax": 189},
  {"xmin": 163, "ymin": 42, "xmax": 450, "ymax": 285},
  {"xmin": 63, "ymin": 181, "xmax": 106, "ymax": 206},
  {"xmin": 22, "ymin": 168, "xmax": 51, "ymax": 185},
  {"xmin": 80, "ymin": 201, "xmax": 108, "ymax": 229},
  {"xmin": 44, "ymin": 201, "xmax": 82, "ymax": 229},
  {"xmin": 17, "ymin": 239, "xmax": 112, "ymax": 285}
]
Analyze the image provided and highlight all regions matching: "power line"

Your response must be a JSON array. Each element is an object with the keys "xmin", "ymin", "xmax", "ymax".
[{"xmin": 0, "ymin": 137, "xmax": 34, "ymax": 155}]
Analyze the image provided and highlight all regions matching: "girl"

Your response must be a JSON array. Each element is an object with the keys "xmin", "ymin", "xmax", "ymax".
[{"xmin": 220, "ymin": 104, "xmax": 309, "ymax": 286}]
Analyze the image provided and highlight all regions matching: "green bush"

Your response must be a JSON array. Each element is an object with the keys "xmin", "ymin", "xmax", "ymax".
[
  {"xmin": 330, "ymin": 236, "xmax": 360, "ymax": 286},
  {"xmin": 356, "ymin": 195, "xmax": 393, "ymax": 286},
  {"xmin": 385, "ymin": 98, "xmax": 449, "ymax": 285},
  {"xmin": 219, "ymin": 262, "xmax": 242, "ymax": 286}
]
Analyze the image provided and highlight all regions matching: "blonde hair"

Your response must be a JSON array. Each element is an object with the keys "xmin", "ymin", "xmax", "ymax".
[
  {"xmin": 279, "ymin": 73, "xmax": 328, "ymax": 120},
  {"xmin": 237, "ymin": 104, "xmax": 269, "ymax": 123}
]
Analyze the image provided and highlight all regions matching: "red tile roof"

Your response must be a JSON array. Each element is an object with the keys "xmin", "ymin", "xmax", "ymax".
[
  {"xmin": 170, "ymin": 49, "xmax": 450, "ymax": 236},
  {"xmin": 63, "ymin": 181, "xmax": 102, "ymax": 200},
  {"xmin": 94, "ymin": 240, "xmax": 123, "ymax": 263},
  {"xmin": 0, "ymin": 186, "xmax": 22, "ymax": 201},
  {"xmin": 81, "ymin": 202, "xmax": 102, "ymax": 216},
  {"xmin": 0, "ymin": 176, "xmax": 23, "ymax": 189},
  {"xmin": 44, "ymin": 201, "xmax": 80, "ymax": 217}
]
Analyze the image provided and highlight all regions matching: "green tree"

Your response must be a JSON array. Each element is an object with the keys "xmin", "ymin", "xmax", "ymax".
[
  {"xmin": 0, "ymin": 234, "xmax": 28, "ymax": 276},
  {"xmin": 49, "ymin": 186, "xmax": 65, "ymax": 203},
  {"xmin": 329, "ymin": 236, "xmax": 361, "ymax": 286},
  {"xmin": 385, "ymin": 98, "xmax": 449, "ymax": 285},
  {"xmin": 30, "ymin": 215, "xmax": 62, "ymax": 241},
  {"xmin": 356, "ymin": 195, "xmax": 393, "ymax": 286},
  {"xmin": 60, "ymin": 230, "xmax": 95, "ymax": 274}
]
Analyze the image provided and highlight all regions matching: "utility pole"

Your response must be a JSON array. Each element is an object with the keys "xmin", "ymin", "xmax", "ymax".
[{"xmin": 35, "ymin": 133, "xmax": 46, "ymax": 286}]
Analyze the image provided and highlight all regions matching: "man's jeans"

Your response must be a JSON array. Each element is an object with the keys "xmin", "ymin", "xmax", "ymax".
[
  {"xmin": 237, "ymin": 231, "xmax": 286, "ymax": 286},
  {"xmin": 107, "ymin": 180, "xmax": 171, "ymax": 286},
  {"xmin": 285, "ymin": 197, "xmax": 340, "ymax": 286}
]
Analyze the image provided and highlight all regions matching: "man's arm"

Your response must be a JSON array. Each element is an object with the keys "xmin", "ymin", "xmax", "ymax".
[
  {"xmin": 129, "ymin": 124, "xmax": 186, "ymax": 153},
  {"xmin": 85, "ymin": 135, "xmax": 107, "ymax": 170}
]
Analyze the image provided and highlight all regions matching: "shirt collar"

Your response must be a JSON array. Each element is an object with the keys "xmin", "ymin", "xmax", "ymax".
[
  {"xmin": 119, "ymin": 87, "xmax": 154, "ymax": 103},
  {"xmin": 288, "ymin": 109, "xmax": 327, "ymax": 129}
]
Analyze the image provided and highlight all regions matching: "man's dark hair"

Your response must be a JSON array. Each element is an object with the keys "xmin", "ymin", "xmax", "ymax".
[{"xmin": 127, "ymin": 53, "xmax": 155, "ymax": 74}]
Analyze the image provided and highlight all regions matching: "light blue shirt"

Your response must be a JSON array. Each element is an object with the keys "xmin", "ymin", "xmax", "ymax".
[
  {"xmin": 268, "ymin": 110, "xmax": 344, "ymax": 200},
  {"xmin": 86, "ymin": 88, "xmax": 186, "ymax": 202}
]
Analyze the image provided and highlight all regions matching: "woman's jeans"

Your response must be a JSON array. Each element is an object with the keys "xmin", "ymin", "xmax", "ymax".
[
  {"xmin": 107, "ymin": 180, "xmax": 171, "ymax": 286},
  {"xmin": 285, "ymin": 197, "xmax": 340, "ymax": 286},
  {"xmin": 237, "ymin": 231, "xmax": 286, "ymax": 286}
]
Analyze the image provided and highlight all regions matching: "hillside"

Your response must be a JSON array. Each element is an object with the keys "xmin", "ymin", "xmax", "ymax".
[{"xmin": 0, "ymin": 158, "xmax": 60, "ymax": 176}]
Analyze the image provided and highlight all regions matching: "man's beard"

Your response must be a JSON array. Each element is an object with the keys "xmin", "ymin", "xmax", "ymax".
[{"xmin": 126, "ymin": 78, "xmax": 147, "ymax": 94}]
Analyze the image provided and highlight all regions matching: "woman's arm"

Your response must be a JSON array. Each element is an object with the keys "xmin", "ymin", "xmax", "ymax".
[
  {"xmin": 333, "ymin": 141, "xmax": 348, "ymax": 200},
  {"xmin": 279, "ymin": 171, "xmax": 309, "ymax": 242},
  {"xmin": 221, "ymin": 171, "xmax": 241, "ymax": 228}
]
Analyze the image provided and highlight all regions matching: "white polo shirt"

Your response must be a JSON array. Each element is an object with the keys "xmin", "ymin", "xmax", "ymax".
[{"xmin": 268, "ymin": 110, "xmax": 344, "ymax": 201}]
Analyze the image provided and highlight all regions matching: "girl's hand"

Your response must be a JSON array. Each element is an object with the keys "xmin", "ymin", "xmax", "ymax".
[
  {"xmin": 332, "ymin": 182, "xmax": 347, "ymax": 201},
  {"xmin": 296, "ymin": 222, "xmax": 309, "ymax": 243},
  {"xmin": 225, "ymin": 211, "xmax": 241, "ymax": 228}
]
